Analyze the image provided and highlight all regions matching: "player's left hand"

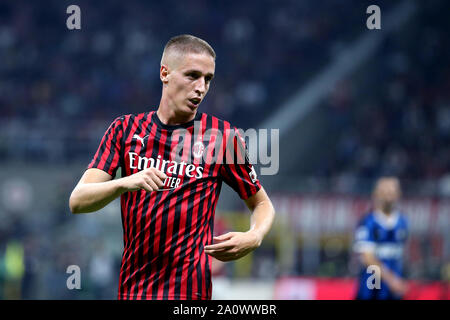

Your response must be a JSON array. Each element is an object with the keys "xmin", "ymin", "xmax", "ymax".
[{"xmin": 204, "ymin": 231, "xmax": 262, "ymax": 262}]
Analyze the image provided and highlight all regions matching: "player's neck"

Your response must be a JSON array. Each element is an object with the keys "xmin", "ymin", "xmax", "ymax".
[{"xmin": 157, "ymin": 101, "xmax": 196, "ymax": 126}]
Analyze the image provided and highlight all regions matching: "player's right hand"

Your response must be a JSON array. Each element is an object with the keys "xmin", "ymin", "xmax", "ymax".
[
  {"xmin": 390, "ymin": 276, "xmax": 409, "ymax": 297},
  {"xmin": 121, "ymin": 168, "xmax": 167, "ymax": 192}
]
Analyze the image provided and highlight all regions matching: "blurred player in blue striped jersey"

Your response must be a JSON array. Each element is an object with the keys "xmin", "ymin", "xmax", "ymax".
[{"xmin": 353, "ymin": 177, "xmax": 409, "ymax": 299}]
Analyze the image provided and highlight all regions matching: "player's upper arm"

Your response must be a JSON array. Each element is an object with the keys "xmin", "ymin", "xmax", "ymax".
[
  {"xmin": 69, "ymin": 168, "xmax": 115, "ymax": 214},
  {"xmin": 244, "ymin": 187, "xmax": 272, "ymax": 212},
  {"xmin": 76, "ymin": 168, "xmax": 114, "ymax": 187},
  {"xmin": 353, "ymin": 222, "xmax": 377, "ymax": 265}
]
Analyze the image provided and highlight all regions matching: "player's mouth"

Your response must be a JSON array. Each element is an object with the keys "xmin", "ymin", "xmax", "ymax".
[{"xmin": 187, "ymin": 98, "xmax": 201, "ymax": 109}]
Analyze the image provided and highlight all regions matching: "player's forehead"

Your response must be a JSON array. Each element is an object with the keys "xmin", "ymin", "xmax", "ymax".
[{"xmin": 176, "ymin": 52, "xmax": 215, "ymax": 75}]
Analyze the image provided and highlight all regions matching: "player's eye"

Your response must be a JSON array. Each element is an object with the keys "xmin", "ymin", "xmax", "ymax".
[{"xmin": 186, "ymin": 72, "xmax": 199, "ymax": 79}]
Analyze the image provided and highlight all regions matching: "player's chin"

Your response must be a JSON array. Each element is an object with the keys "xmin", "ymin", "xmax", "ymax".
[{"xmin": 186, "ymin": 100, "xmax": 200, "ymax": 111}]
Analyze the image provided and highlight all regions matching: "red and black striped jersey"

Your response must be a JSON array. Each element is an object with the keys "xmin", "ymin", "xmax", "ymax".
[{"xmin": 87, "ymin": 110, "xmax": 261, "ymax": 300}]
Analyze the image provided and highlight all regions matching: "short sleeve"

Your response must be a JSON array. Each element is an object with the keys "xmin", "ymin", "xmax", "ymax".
[
  {"xmin": 353, "ymin": 218, "xmax": 376, "ymax": 254},
  {"xmin": 220, "ymin": 127, "xmax": 261, "ymax": 200},
  {"xmin": 402, "ymin": 216, "xmax": 408, "ymax": 240},
  {"xmin": 87, "ymin": 116, "xmax": 124, "ymax": 178}
]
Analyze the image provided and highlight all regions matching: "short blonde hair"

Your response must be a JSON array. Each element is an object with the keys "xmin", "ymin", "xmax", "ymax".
[{"xmin": 161, "ymin": 34, "xmax": 216, "ymax": 66}]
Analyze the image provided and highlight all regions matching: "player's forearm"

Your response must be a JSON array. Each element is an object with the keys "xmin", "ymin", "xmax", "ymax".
[
  {"xmin": 69, "ymin": 178, "xmax": 126, "ymax": 214},
  {"xmin": 360, "ymin": 252, "xmax": 400, "ymax": 285},
  {"xmin": 247, "ymin": 199, "xmax": 275, "ymax": 246}
]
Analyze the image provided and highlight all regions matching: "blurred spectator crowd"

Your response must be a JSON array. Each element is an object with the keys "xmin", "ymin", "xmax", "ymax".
[
  {"xmin": 0, "ymin": 0, "xmax": 393, "ymax": 163},
  {"xmin": 0, "ymin": 0, "xmax": 447, "ymax": 193},
  {"xmin": 315, "ymin": 1, "xmax": 450, "ymax": 195},
  {"xmin": 0, "ymin": 0, "xmax": 449, "ymax": 299}
]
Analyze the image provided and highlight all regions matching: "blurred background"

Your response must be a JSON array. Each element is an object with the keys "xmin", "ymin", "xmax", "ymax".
[{"xmin": 0, "ymin": 0, "xmax": 449, "ymax": 299}]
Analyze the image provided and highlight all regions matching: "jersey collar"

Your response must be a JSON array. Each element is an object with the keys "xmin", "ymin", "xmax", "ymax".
[
  {"xmin": 374, "ymin": 209, "xmax": 400, "ymax": 230},
  {"xmin": 152, "ymin": 111, "xmax": 203, "ymax": 131}
]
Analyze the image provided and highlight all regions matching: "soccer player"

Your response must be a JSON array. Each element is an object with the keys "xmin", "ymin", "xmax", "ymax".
[
  {"xmin": 69, "ymin": 34, "xmax": 275, "ymax": 300},
  {"xmin": 353, "ymin": 177, "xmax": 409, "ymax": 299}
]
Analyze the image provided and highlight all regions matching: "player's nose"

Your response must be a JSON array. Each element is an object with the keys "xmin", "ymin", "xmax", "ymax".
[{"xmin": 194, "ymin": 78, "xmax": 207, "ymax": 95}]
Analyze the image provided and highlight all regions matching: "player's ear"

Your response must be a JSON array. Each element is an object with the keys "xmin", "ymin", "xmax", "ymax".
[{"xmin": 160, "ymin": 65, "xmax": 169, "ymax": 84}]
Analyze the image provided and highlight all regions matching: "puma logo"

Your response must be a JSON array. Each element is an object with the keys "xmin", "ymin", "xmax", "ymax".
[{"xmin": 133, "ymin": 134, "xmax": 149, "ymax": 147}]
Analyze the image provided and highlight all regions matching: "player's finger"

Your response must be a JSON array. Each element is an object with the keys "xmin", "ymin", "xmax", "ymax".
[
  {"xmin": 205, "ymin": 241, "xmax": 233, "ymax": 250},
  {"xmin": 141, "ymin": 181, "xmax": 154, "ymax": 193},
  {"xmin": 205, "ymin": 249, "xmax": 228, "ymax": 257},
  {"xmin": 204, "ymin": 241, "xmax": 234, "ymax": 251},
  {"xmin": 206, "ymin": 251, "xmax": 238, "ymax": 261},
  {"xmin": 149, "ymin": 172, "xmax": 165, "ymax": 188},
  {"xmin": 213, "ymin": 233, "xmax": 234, "ymax": 241},
  {"xmin": 152, "ymin": 168, "xmax": 168, "ymax": 180},
  {"xmin": 144, "ymin": 177, "xmax": 158, "ymax": 191}
]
